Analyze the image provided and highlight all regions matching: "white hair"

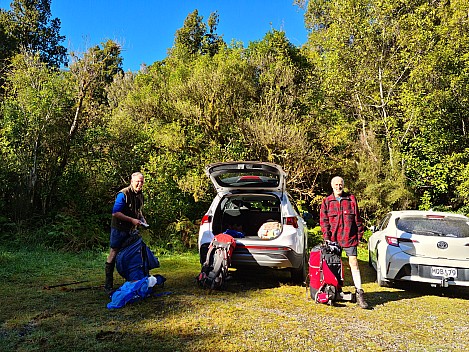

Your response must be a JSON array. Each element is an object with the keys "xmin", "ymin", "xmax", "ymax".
[
  {"xmin": 331, "ymin": 176, "xmax": 344, "ymax": 186},
  {"xmin": 131, "ymin": 172, "xmax": 144, "ymax": 180}
]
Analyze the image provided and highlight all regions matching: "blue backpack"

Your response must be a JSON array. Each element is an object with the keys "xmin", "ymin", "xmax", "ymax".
[{"xmin": 116, "ymin": 237, "xmax": 160, "ymax": 281}]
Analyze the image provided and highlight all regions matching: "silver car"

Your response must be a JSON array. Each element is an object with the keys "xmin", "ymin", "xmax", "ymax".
[
  {"xmin": 368, "ymin": 210, "xmax": 469, "ymax": 287},
  {"xmin": 198, "ymin": 161, "xmax": 308, "ymax": 283}
]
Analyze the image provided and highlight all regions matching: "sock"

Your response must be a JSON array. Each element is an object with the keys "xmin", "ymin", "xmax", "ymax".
[{"xmin": 351, "ymin": 269, "xmax": 362, "ymax": 290}]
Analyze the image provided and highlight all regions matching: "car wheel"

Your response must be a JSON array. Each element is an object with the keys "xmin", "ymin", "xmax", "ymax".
[
  {"xmin": 375, "ymin": 254, "xmax": 389, "ymax": 287},
  {"xmin": 291, "ymin": 253, "xmax": 307, "ymax": 285}
]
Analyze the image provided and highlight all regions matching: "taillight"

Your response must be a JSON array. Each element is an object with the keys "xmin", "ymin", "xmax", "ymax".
[
  {"xmin": 200, "ymin": 215, "xmax": 212, "ymax": 225},
  {"xmin": 285, "ymin": 216, "xmax": 298, "ymax": 228},
  {"xmin": 385, "ymin": 236, "xmax": 417, "ymax": 247}
]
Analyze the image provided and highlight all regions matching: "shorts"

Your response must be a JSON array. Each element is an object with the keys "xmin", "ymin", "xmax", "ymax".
[
  {"xmin": 343, "ymin": 246, "xmax": 358, "ymax": 257},
  {"xmin": 110, "ymin": 228, "xmax": 130, "ymax": 249}
]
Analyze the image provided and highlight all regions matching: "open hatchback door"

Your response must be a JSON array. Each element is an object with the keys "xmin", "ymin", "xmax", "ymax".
[{"xmin": 205, "ymin": 161, "xmax": 286, "ymax": 194}]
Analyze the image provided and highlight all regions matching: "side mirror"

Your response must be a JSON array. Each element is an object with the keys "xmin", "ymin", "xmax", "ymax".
[{"xmin": 369, "ymin": 225, "xmax": 377, "ymax": 233}]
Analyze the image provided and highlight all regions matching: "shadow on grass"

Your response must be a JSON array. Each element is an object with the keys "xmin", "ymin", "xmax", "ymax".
[
  {"xmin": 226, "ymin": 266, "xmax": 293, "ymax": 292},
  {"xmin": 328, "ymin": 255, "xmax": 469, "ymax": 308}
]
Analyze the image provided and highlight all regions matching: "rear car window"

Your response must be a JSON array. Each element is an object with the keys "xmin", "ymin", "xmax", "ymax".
[
  {"xmin": 396, "ymin": 216, "xmax": 469, "ymax": 238},
  {"xmin": 214, "ymin": 172, "xmax": 280, "ymax": 188}
]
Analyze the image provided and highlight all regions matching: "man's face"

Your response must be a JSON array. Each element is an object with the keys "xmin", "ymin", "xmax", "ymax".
[
  {"xmin": 331, "ymin": 178, "xmax": 344, "ymax": 197},
  {"xmin": 131, "ymin": 175, "xmax": 144, "ymax": 192}
]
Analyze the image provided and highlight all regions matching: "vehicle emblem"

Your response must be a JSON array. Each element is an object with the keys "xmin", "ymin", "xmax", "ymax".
[{"xmin": 437, "ymin": 241, "xmax": 448, "ymax": 249}]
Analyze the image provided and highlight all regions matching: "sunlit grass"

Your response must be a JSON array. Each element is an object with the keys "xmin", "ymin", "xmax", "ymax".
[{"xmin": 1, "ymin": 243, "xmax": 468, "ymax": 351}]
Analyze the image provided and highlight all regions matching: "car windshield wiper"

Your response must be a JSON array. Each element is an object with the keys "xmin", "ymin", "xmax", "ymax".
[{"xmin": 410, "ymin": 229, "xmax": 445, "ymax": 236}]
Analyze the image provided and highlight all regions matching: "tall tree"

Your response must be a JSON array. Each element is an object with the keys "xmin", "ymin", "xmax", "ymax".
[
  {"xmin": 0, "ymin": 0, "xmax": 66, "ymax": 68},
  {"xmin": 1, "ymin": 51, "xmax": 73, "ymax": 218},
  {"xmin": 244, "ymin": 30, "xmax": 320, "ymax": 198},
  {"xmin": 298, "ymin": 0, "xmax": 469, "ymax": 214},
  {"xmin": 169, "ymin": 10, "xmax": 225, "ymax": 60}
]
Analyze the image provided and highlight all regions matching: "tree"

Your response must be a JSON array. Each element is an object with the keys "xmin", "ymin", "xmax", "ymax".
[
  {"xmin": 300, "ymin": 0, "xmax": 469, "ymax": 214},
  {"xmin": 244, "ymin": 30, "xmax": 320, "ymax": 199},
  {"xmin": 1, "ymin": 51, "xmax": 73, "ymax": 218},
  {"xmin": 169, "ymin": 10, "xmax": 225, "ymax": 60},
  {"xmin": 0, "ymin": 0, "xmax": 66, "ymax": 68}
]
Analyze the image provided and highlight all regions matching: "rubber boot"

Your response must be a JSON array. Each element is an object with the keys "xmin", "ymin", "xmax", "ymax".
[
  {"xmin": 356, "ymin": 288, "xmax": 369, "ymax": 309},
  {"xmin": 104, "ymin": 261, "xmax": 115, "ymax": 294}
]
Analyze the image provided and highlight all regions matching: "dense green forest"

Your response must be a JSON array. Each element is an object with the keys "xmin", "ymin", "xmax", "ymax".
[{"xmin": 1, "ymin": 0, "xmax": 468, "ymax": 251}]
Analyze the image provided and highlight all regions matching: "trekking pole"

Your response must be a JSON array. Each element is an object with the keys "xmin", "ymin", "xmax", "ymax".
[
  {"xmin": 68, "ymin": 284, "xmax": 105, "ymax": 291},
  {"xmin": 43, "ymin": 280, "xmax": 90, "ymax": 290}
]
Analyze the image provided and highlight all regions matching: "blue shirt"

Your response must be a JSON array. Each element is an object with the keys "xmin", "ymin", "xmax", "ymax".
[{"xmin": 112, "ymin": 192, "xmax": 126, "ymax": 214}]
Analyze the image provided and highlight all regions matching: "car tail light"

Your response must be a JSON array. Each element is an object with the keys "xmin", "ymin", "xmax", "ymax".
[
  {"xmin": 200, "ymin": 215, "xmax": 212, "ymax": 225},
  {"xmin": 285, "ymin": 216, "xmax": 298, "ymax": 228},
  {"xmin": 385, "ymin": 236, "xmax": 417, "ymax": 247}
]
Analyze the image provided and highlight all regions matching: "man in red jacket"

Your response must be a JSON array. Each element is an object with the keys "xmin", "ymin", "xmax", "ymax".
[{"xmin": 320, "ymin": 176, "xmax": 369, "ymax": 309}]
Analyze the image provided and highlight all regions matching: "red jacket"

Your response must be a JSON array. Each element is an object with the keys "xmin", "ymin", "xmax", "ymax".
[{"xmin": 319, "ymin": 192, "xmax": 364, "ymax": 248}]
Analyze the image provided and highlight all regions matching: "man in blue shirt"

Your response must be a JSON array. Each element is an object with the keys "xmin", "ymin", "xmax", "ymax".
[{"xmin": 105, "ymin": 172, "xmax": 147, "ymax": 293}]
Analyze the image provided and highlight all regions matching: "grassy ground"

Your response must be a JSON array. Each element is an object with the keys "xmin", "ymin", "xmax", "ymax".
[{"xmin": 1, "ymin": 243, "xmax": 468, "ymax": 352}]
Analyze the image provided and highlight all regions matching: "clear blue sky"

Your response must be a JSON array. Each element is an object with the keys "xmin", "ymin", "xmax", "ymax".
[{"xmin": 47, "ymin": 1, "xmax": 308, "ymax": 72}]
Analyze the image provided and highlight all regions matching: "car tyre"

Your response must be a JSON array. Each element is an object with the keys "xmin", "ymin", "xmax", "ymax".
[
  {"xmin": 291, "ymin": 253, "xmax": 307, "ymax": 285},
  {"xmin": 375, "ymin": 254, "xmax": 389, "ymax": 287}
]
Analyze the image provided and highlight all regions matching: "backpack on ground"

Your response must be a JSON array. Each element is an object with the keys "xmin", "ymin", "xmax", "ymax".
[
  {"xmin": 308, "ymin": 241, "xmax": 355, "ymax": 305},
  {"xmin": 116, "ymin": 235, "xmax": 160, "ymax": 282},
  {"xmin": 197, "ymin": 233, "xmax": 236, "ymax": 290}
]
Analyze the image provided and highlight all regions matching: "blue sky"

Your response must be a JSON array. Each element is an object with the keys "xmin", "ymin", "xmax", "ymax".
[{"xmin": 46, "ymin": 1, "xmax": 309, "ymax": 72}]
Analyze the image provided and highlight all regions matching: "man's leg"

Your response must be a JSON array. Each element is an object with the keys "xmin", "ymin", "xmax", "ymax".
[
  {"xmin": 345, "ymin": 248, "xmax": 369, "ymax": 309},
  {"xmin": 105, "ymin": 228, "xmax": 126, "ymax": 293},
  {"xmin": 105, "ymin": 248, "xmax": 117, "ymax": 293}
]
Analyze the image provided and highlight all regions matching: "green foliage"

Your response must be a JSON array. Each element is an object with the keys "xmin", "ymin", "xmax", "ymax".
[
  {"xmin": 36, "ymin": 213, "xmax": 107, "ymax": 251},
  {"xmin": 0, "ymin": 0, "xmax": 67, "ymax": 69},
  {"xmin": 2, "ymin": 4, "xmax": 469, "ymax": 251},
  {"xmin": 303, "ymin": 0, "xmax": 469, "ymax": 214},
  {"xmin": 1, "ymin": 52, "xmax": 74, "ymax": 218},
  {"xmin": 169, "ymin": 9, "xmax": 225, "ymax": 60},
  {"xmin": 308, "ymin": 225, "xmax": 324, "ymax": 249}
]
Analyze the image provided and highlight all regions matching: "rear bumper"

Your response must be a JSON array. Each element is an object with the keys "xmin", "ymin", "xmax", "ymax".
[
  {"xmin": 391, "ymin": 263, "xmax": 469, "ymax": 287},
  {"xmin": 385, "ymin": 251, "xmax": 469, "ymax": 287},
  {"xmin": 231, "ymin": 244, "xmax": 304, "ymax": 269}
]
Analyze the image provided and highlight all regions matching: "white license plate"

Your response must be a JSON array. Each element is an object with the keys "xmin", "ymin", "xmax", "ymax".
[{"xmin": 431, "ymin": 267, "xmax": 457, "ymax": 278}]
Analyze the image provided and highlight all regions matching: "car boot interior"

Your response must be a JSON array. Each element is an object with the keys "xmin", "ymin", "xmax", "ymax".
[{"xmin": 212, "ymin": 194, "xmax": 282, "ymax": 238}]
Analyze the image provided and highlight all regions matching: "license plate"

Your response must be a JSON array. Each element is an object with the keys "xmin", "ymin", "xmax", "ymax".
[{"xmin": 431, "ymin": 267, "xmax": 457, "ymax": 278}]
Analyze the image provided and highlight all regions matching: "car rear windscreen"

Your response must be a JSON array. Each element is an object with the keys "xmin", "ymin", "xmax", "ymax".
[
  {"xmin": 215, "ymin": 172, "xmax": 280, "ymax": 187},
  {"xmin": 396, "ymin": 216, "xmax": 469, "ymax": 238}
]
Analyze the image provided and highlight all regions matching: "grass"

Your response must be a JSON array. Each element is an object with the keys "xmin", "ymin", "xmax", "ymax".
[{"xmin": 1, "ymin": 242, "xmax": 468, "ymax": 351}]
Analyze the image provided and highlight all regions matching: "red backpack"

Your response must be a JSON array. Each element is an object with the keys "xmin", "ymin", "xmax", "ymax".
[{"xmin": 308, "ymin": 242, "xmax": 355, "ymax": 305}]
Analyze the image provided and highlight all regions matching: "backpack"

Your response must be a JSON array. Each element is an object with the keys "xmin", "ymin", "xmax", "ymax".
[
  {"xmin": 308, "ymin": 242, "xmax": 354, "ymax": 305},
  {"xmin": 197, "ymin": 233, "xmax": 236, "ymax": 291},
  {"xmin": 116, "ymin": 236, "xmax": 160, "ymax": 282}
]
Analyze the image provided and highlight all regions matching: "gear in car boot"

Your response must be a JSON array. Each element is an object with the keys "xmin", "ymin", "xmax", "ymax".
[
  {"xmin": 356, "ymin": 288, "xmax": 369, "ymax": 309},
  {"xmin": 104, "ymin": 261, "xmax": 115, "ymax": 294}
]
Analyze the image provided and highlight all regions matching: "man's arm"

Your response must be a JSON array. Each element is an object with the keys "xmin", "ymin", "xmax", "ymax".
[
  {"xmin": 319, "ymin": 198, "xmax": 331, "ymax": 241},
  {"xmin": 351, "ymin": 195, "xmax": 364, "ymax": 241}
]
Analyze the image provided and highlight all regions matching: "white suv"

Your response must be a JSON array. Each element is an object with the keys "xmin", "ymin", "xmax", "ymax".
[{"xmin": 198, "ymin": 161, "xmax": 308, "ymax": 284}]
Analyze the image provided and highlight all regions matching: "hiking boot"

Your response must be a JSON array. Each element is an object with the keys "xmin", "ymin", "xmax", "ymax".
[
  {"xmin": 104, "ymin": 261, "xmax": 115, "ymax": 294},
  {"xmin": 356, "ymin": 288, "xmax": 369, "ymax": 309}
]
